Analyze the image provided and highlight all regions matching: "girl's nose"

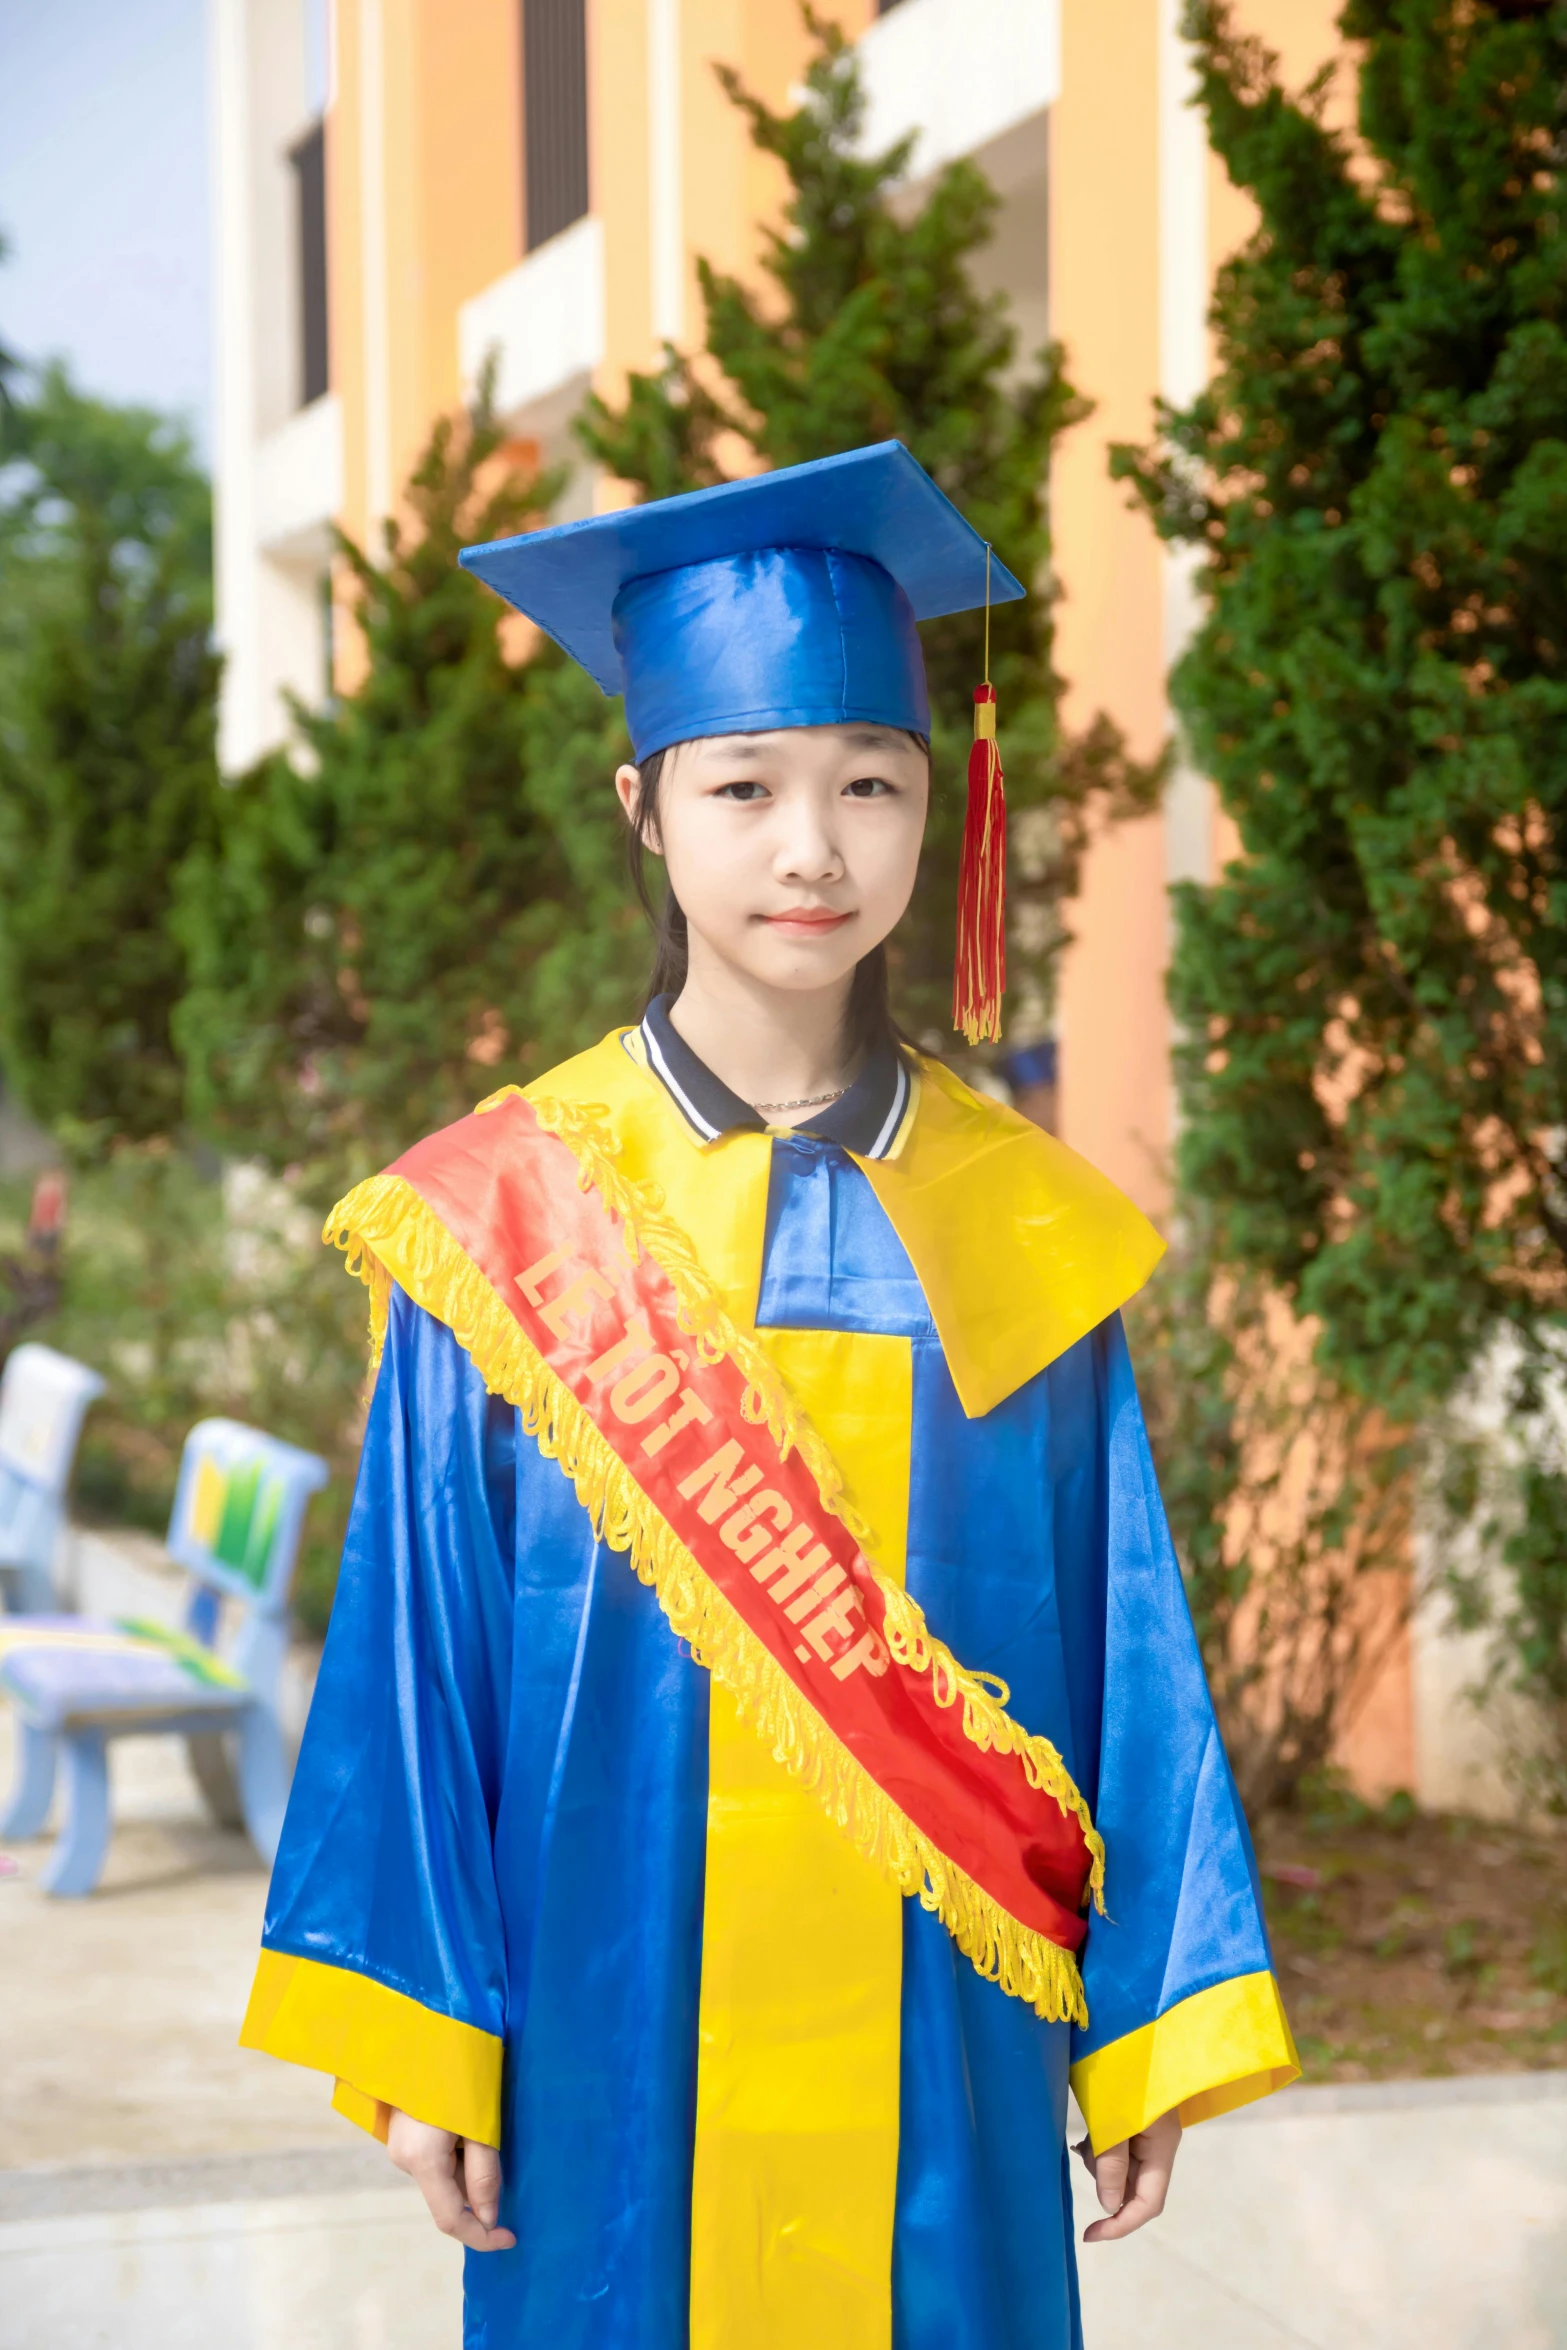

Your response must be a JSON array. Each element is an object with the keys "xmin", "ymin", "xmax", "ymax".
[{"xmin": 775, "ymin": 804, "xmax": 844, "ymax": 882}]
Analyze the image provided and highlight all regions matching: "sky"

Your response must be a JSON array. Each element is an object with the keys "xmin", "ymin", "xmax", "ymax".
[{"xmin": 0, "ymin": 0, "xmax": 210, "ymax": 451}]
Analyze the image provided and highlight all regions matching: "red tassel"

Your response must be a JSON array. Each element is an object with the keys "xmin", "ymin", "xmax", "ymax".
[{"xmin": 952, "ymin": 682, "xmax": 1007, "ymax": 1045}]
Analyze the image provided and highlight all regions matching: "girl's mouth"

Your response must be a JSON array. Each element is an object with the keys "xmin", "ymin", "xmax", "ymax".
[{"xmin": 761, "ymin": 910, "xmax": 854, "ymax": 934}]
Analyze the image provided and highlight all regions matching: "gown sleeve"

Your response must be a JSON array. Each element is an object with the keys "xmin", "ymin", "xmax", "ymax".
[
  {"xmin": 1064, "ymin": 1314, "xmax": 1299, "ymax": 2152},
  {"xmin": 239, "ymin": 1285, "xmax": 517, "ymax": 2146}
]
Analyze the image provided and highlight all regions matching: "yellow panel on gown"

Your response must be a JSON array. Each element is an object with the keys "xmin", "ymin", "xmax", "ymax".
[{"xmin": 689, "ymin": 1326, "xmax": 911, "ymax": 2350}]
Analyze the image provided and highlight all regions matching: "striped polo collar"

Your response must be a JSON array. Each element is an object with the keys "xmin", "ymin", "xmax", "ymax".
[{"xmin": 631, "ymin": 993, "xmax": 913, "ymax": 1161}]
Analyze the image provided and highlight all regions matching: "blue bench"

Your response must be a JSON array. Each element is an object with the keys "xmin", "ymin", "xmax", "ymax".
[
  {"xmin": 0, "ymin": 1343, "xmax": 107, "ymax": 1614},
  {"xmin": 0, "ymin": 1417, "xmax": 328, "ymax": 1895}
]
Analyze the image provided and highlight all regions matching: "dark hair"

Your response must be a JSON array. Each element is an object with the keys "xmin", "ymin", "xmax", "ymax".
[{"xmin": 623, "ymin": 740, "xmax": 921, "ymax": 1070}]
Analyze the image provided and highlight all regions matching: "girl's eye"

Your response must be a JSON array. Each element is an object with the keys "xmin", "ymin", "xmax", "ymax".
[
  {"xmin": 715, "ymin": 780, "xmax": 769, "ymax": 802},
  {"xmin": 845, "ymin": 775, "xmax": 892, "ymax": 798}
]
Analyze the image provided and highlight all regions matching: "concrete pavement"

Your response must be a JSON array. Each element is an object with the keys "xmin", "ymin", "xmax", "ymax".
[
  {"xmin": 1072, "ymin": 2070, "xmax": 1567, "ymax": 2350},
  {"xmin": 0, "ymin": 2158, "xmax": 460, "ymax": 2350},
  {"xmin": 2, "ymin": 1529, "xmax": 1564, "ymax": 2345},
  {"xmin": 2, "ymin": 2070, "xmax": 1561, "ymax": 2348}
]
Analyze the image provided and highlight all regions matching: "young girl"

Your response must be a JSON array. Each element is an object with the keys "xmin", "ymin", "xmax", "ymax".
[{"xmin": 242, "ymin": 442, "xmax": 1296, "ymax": 2350}]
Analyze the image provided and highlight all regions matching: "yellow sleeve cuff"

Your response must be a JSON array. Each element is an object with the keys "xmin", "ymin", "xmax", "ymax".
[
  {"xmin": 1070, "ymin": 1967, "xmax": 1299, "ymax": 2153},
  {"xmin": 240, "ymin": 1947, "xmax": 504, "ymax": 2146}
]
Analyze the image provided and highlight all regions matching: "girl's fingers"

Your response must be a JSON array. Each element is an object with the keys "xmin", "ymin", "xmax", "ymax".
[
  {"xmin": 385, "ymin": 2110, "xmax": 516, "ymax": 2252},
  {"xmin": 414, "ymin": 2149, "xmax": 516, "ymax": 2252},
  {"xmin": 457, "ymin": 2139, "xmax": 505, "ymax": 2231},
  {"xmin": 422, "ymin": 2152, "xmax": 514, "ymax": 2246},
  {"xmin": 1090, "ymin": 2138, "xmax": 1130, "ymax": 2216},
  {"xmin": 387, "ymin": 2110, "xmax": 455, "ymax": 2184},
  {"xmin": 1081, "ymin": 2111, "xmax": 1182, "ymax": 2243},
  {"xmin": 1082, "ymin": 2161, "xmax": 1160, "ymax": 2241}
]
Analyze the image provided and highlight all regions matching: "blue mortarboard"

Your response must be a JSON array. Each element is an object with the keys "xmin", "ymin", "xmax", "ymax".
[{"xmin": 458, "ymin": 440, "xmax": 1024, "ymax": 761}]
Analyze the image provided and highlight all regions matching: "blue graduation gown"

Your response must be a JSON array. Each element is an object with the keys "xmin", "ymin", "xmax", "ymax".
[{"xmin": 255, "ymin": 1131, "xmax": 1289, "ymax": 2349}]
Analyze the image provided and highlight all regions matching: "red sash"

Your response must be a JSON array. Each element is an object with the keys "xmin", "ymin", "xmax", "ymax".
[{"xmin": 329, "ymin": 1089, "xmax": 1104, "ymax": 2017}]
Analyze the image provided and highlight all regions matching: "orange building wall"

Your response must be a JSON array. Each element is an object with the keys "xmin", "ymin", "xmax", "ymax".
[
  {"xmin": 330, "ymin": 0, "xmax": 519, "ymax": 559},
  {"xmin": 412, "ymin": 1, "xmax": 521, "ymax": 428},
  {"xmin": 381, "ymin": 0, "xmax": 424, "ymax": 526},
  {"xmin": 1049, "ymin": 0, "xmax": 1172, "ymax": 1214},
  {"xmin": 592, "ymin": 0, "xmax": 654, "ymax": 431}
]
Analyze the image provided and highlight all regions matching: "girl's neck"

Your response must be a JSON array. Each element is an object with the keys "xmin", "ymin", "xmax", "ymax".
[{"xmin": 667, "ymin": 958, "xmax": 858, "ymax": 1128}]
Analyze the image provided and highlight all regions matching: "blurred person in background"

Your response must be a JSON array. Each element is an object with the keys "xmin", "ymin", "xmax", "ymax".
[
  {"xmin": 0, "ymin": 1168, "xmax": 66, "ymax": 1363},
  {"xmin": 1003, "ymin": 1037, "xmax": 1059, "ymax": 1135}
]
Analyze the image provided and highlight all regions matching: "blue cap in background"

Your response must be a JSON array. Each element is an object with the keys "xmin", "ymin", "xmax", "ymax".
[
  {"xmin": 1001, "ymin": 1039, "xmax": 1058, "ymax": 1093},
  {"xmin": 458, "ymin": 440, "xmax": 1025, "ymax": 760}
]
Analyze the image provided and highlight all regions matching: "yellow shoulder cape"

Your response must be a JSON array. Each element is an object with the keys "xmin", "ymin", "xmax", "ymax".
[{"xmin": 512, "ymin": 1032, "xmax": 1164, "ymax": 1419}]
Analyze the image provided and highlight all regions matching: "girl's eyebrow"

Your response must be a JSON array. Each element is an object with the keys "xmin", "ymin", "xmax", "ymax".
[
  {"xmin": 696, "ymin": 737, "xmax": 774, "ymax": 763},
  {"xmin": 692, "ymin": 726, "xmax": 909, "ymax": 768}
]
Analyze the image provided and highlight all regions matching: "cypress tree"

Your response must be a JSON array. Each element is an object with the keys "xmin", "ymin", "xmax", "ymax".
[
  {"xmin": 1115, "ymin": 0, "xmax": 1567, "ymax": 1789},
  {"xmin": 0, "ymin": 366, "xmax": 218, "ymax": 1141},
  {"xmin": 175, "ymin": 388, "xmax": 643, "ymax": 1179}
]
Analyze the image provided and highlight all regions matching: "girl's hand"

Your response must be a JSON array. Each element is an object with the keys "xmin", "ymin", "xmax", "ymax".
[
  {"xmin": 1074, "ymin": 2107, "xmax": 1182, "ymax": 2243},
  {"xmin": 386, "ymin": 2108, "xmax": 517, "ymax": 2252}
]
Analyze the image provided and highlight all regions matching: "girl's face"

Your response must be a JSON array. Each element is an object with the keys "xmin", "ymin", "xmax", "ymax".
[{"xmin": 615, "ymin": 724, "xmax": 929, "ymax": 999}]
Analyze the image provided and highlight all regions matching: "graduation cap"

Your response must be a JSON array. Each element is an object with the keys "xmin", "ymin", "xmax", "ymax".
[{"xmin": 460, "ymin": 440, "xmax": 1025, "ymax": 1044}]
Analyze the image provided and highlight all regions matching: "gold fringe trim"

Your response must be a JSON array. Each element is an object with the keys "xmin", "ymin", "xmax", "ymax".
[{"xmin": 323, "ymin": 1165, "xmax": 1092, "ymax": 2021}]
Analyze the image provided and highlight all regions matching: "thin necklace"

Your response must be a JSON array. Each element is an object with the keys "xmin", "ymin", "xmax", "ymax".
[{"xmin": 750, "ymin": 1085, "xmax": 849, "ymax": 1112}]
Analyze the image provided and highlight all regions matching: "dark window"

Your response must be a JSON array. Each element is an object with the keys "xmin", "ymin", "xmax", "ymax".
[
  {"xmin": 522, "ymin": 0, "xmax": 589, "ymax": 251},
  {"xmin": 290, "ymin": 120, "xmax": 329, "ymax": 407}
]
